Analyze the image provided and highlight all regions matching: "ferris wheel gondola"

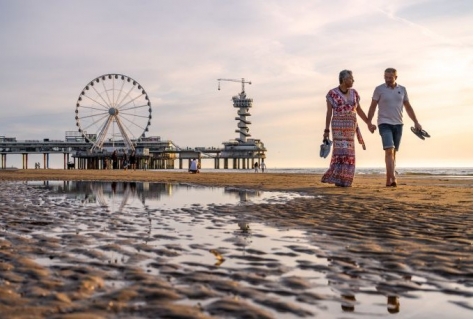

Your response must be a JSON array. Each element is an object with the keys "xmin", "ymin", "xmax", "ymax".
[{"xmin": 75, "ymin": 74, "xmax": 152, "ymax": 151}]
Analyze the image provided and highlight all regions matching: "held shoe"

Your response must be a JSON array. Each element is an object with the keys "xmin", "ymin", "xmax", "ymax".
[
  {"xmin": 320, "ymin": 138, "xmax": 332, "ymax": 159},
  {"xmin": 411, "ymin": 127, "xmax": 430, "ymax": 140}
]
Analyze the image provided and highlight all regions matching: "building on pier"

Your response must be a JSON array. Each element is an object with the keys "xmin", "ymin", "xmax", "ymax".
[{"xmin": 72, "ymin": 135, "xmax": 179, "ymax": 170}]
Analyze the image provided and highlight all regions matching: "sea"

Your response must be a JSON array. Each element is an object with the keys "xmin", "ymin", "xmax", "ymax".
[
  {"xmin": 180, "ymin": 167, "xmax": 473, "ymax": 178},
  {"xmin": 1, "ymin": 165, "xmax": 472, "ymax": 178}
]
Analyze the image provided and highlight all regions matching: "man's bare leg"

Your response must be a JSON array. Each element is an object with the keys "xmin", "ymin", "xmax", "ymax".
[
  {"xmin": 393, "ymin": 150, "xmax": 397, "ymax": 184},
  {"xmin": 384, "ymin": 148, "xmax": 396, "ymax": 186}
]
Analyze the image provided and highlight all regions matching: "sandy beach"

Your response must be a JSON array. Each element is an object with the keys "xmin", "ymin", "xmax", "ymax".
[{"xmin": 0, "ymin": 169, "xmax": 472, "ymax": 318}]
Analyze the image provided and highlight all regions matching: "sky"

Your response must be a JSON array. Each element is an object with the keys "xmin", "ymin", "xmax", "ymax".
[{"xmin": 0, "ymin": 0, "xmax": 472, "ymax": 169}]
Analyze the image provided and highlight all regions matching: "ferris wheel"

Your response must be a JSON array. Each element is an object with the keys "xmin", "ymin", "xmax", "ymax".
[{"xmin": 75, "ymin": 73, "xmax": 152, "ymax": 151}]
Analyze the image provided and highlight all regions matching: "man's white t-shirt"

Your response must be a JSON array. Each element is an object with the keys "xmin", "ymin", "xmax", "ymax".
[{"xmin": 372, "ymin": 84, "xmax": 409, "ymax": 126}]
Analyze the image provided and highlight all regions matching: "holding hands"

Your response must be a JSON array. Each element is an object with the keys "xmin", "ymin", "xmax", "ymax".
[{"xmin": 367, "ymin": 123, "xmax": 377, "ymax": 133}]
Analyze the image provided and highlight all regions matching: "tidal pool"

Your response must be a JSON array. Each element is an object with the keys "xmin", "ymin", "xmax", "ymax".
[{"xmin": 0, "ymin": 181, "xmax": 471, "ymax": 319}]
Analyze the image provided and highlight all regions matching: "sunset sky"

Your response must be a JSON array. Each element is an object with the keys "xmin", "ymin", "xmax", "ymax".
[{"xmin": 0, "ymin": 0, "xmax": 472, "ymax": 168}]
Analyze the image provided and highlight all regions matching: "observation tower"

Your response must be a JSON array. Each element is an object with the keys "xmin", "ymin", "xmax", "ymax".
[{"xmin": 217, "ymin": 78, "xmax": 267, "ymax": 169}]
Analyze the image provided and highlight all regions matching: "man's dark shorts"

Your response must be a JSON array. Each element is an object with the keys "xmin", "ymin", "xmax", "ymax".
[{"xmin": 378, "ymin": 124, "xmax": 403, "ymax": 151}]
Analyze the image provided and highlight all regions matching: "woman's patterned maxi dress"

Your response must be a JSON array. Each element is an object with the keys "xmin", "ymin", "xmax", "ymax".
[{"xmin": 321, "ymin": 88, "xmax": 363, "ymax": 187}]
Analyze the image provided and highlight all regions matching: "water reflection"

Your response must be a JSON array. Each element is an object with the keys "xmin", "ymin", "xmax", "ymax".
[
  {"xmin": 225, "ymin": 187, "xmax": 262, "ymax": 203},
  {"xmin": 387, "ymin": 295, "xmax": 400, "ymax": 314},
  {"xmin": 33, "ymin": 181, "xmax": 291, "ymax": 212},
  {"xmin": 341, "ymin": 294, "xmax": 356, "ymax": 312},
  {"xmin": 326, "ymin": 253, "xmax": 435, "ymax": 315},
  {"xmin": 376, "ymin": 274, "xmax": 416, "ymax": 314},
  {"xmin": 327, "ymin": 257, "xmax": 361, "ymax": 312},
  {"xmin": 236, "ymin": 221, "xmax": 252, "ymax": 255},
  {"xmin": 8, "ymin": 181, "xmax": 472, "ymax": 318}
]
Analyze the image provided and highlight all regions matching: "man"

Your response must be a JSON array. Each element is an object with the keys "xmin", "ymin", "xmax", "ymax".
[{"xmin": 367, "ymin": 68, "xmax": 422, "ymax": 187}]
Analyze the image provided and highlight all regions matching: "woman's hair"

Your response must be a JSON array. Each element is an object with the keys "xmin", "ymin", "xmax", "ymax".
[{"xmin": 339, "ymin": 69, "xmax": 353, "ymax": 84}]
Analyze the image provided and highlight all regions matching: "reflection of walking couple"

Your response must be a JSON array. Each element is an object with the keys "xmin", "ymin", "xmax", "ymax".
[
  {"xmin": 375, "ymin": 275, "xmax": 413, "ymax": 314},
  {"xmin": 340, "ymin": 294, "xmax": 400, "ymax": 314},
  {"xmin": 327, "ymin": 256, "xmax": 409, "ymax": 314}
]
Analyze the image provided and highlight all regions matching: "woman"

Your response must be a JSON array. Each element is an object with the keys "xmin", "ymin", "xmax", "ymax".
[
  {"xmin": 254, "ymin": 161, "xmax": 259, "ymax": 173},
  {"xmin": 321, "ymin": 70, "xmax": 375, "ymax": 187}
]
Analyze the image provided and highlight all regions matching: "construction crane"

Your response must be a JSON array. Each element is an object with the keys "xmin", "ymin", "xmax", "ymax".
[{"xmin": 217, "ymin": 78, "xmax": 252, "ymax": 93}]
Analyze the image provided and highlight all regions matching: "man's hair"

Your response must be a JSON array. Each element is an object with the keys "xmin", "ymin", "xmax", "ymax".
[
  {"xmin": 384, "ymin": 68, "xmax": 397, "ymax": 75},
  {"xmin": 339, "ymin": 69, "xmax": 352, "ymax": 84}
]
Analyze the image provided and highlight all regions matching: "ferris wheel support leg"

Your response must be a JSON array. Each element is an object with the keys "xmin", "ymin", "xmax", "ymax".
[
  {"xmin": 115, "ymin": 116, "xmax": 135, "ymax": 151},
  {"xmin": 92, "ymin": 116, "xmax": 114, "ymax": 151}
]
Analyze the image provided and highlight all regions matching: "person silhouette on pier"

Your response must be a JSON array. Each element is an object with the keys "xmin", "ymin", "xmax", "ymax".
[
  {"xmin": 111, "ymin": 150, "xmax": 118, "ymax": 169},
  {"xmin": 189, "ymin": 159, "xmax": 199, "ymax": 174},
  {"xmin": 122, "ymin": 154, "xmax": 129, "ymax": 170},
  {"xmin": 261, "ymin": 159, "xmax": 266, "ymax": 173},
  {"xmin": 129, "ymin": 151, "xmax": 136, "ymax": 170}
]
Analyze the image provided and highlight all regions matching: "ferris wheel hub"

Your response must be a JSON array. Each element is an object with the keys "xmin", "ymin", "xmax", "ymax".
[{"xmin": 109, "ymin": 107, "xmax": 119, "ymax": 116}]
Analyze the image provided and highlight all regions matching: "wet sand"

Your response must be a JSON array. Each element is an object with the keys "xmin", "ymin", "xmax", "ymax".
[
  {"xmin": 0, "ymin": 169, "xmax": 472, "ymax": 318},
  {"xmin": 0, "ymin": 168, "xmax": 471, "ymax": 206}
]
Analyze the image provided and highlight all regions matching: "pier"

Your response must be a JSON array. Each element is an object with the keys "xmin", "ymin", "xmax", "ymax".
[
  {"xmin": 0, "ymin": 134, "xmax": 266, "ymax": 170},
  {"xmin": 0, "ymin": 74, "xmax": 266, "ymax": 170}
]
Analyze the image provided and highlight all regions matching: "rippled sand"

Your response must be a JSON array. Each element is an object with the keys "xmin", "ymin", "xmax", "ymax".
[{"xmin": 0, "ymin": 169, "xmax": 472, "ymax": 318}]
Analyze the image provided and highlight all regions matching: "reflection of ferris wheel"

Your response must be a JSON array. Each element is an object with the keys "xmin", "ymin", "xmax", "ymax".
[{"xmin": 75, "ymin": 74, "xmax": 152, "ymax": 151}]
